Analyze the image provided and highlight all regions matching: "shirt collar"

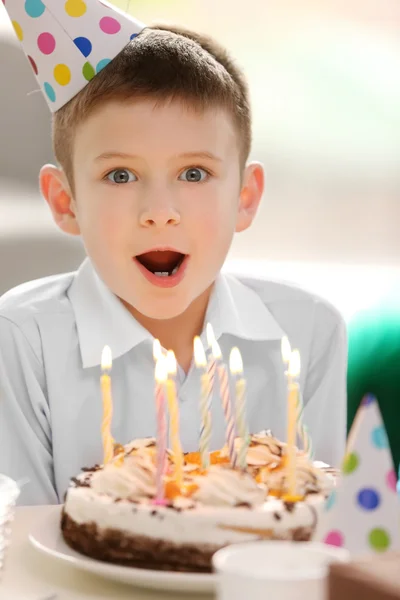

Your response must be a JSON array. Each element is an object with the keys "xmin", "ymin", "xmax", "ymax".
[
  {"xmin": 206, "ymin": 272, "xmax": 285, "ymax": 343},
  {"xmin": 68, "ymin": 259, "xmax": 285, "ymax": 369}
]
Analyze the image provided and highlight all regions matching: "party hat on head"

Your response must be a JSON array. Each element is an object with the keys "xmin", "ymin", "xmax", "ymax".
[
  {"xmin": 3, "ymin": 0, "xmax": 145, "ymax": 112},
  {"xmin": 316, "ymin": 394, "xmax": 400, "ymax": 556}
]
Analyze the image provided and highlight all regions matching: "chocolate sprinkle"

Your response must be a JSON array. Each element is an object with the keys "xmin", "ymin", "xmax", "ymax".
[
  {"xmin": 71, "ymin": 477, "xmax": 90, "ymax": 488},
  {"xmin": 284, "ymin": 501, "xmax": 296, "ymax": 513},
  {"xmin": 235, "ymin": 502, "xmax": 251, "ymax": 509},
  {"xmin": 151, "ymin": 510, "xmax": 158, "ymax": 517},
  {"xmin": 82, "ymin": 464, "xmax": 101, "ymax": 473},
  {"xmin": 273, "ymin": 512, "xmax": 282, "ymax": 521}
]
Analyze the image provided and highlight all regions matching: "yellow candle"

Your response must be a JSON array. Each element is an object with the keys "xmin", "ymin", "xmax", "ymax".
[
  {"xmin": 165, "ymin": 351, "xmax": 184, "ymax": 488},
  {"xmin": 286, "ymin": 350, "xmax": 301, "ymax": 499},
  {"xmin": 101, "ymin": 346, "xmax": 114, "ymax": 465}
]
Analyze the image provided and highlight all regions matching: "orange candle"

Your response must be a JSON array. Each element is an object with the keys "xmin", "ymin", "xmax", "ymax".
[{"xmin": 101, "ymin": 346, "xmax": 114, "ymax": 464}]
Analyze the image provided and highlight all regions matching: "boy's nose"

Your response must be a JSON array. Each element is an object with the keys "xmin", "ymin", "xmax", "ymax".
[{"xmin": 139, "ymin": 205, "xmax": 181, "ymax": 228}]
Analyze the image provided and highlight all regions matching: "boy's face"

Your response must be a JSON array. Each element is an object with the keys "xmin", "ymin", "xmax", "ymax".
[{"xmin": 42, "ymin": 98, "xmax": 263, "ymax": 320}]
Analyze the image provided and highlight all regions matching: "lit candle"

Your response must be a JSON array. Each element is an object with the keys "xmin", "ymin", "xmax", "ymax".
[
  {"xmin": 165, "ymin": 351, "xmax": 184, "ymax": 488},
  {"xmin": 154, "ymin": 355, "xmax": 168, "ymax": 503},
  {"xmin": 194, "ymin": 336, "xmax": 212, "ymax": 469},
  {"xmin": 212, "ymin": 339, "xmax": 238, "ymax": 468},
  {"xmin": 101, "ymin": 346, "xmax": 114, "ymax": 465},
  {"xmin": 229, "ymin": 347, "xmax": 249, "ymax": 470},
  {"xmin": 285, "ymin": 349, "xmax": 301, "ymax": 499},
  {"xmin": 281, "ymin": 337, "xmax": 312, "ymax": 460}
]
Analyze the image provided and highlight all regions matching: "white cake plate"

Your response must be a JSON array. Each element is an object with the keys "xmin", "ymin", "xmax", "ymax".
[{"xmin": 29, "ymin": 506, "xmax": 216, "ymax": 593}]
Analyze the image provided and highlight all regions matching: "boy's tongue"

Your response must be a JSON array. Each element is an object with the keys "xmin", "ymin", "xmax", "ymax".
[{"xmin": 136, "ymin": 250, "xmax": 183, "ymax": 273}]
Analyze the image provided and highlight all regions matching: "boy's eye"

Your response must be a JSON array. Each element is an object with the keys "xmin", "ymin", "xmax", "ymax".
[
  {"xmin": 106, "ymin": 169, "xmax": 137, "ymax": 184},
  {"xmin": 179, "ymin": 167, "xmax": 209, "ymax": 183}
]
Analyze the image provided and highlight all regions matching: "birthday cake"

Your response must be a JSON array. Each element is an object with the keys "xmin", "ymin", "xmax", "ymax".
[{"xmin": 61, "ymin": 432, "xmax": 335, "ymax": 573}]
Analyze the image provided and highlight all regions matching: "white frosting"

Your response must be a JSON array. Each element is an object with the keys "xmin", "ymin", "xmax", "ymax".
[
  {"xmin": 65, "ymin": 486, "xmax": 324, "ymax": 547},
  {"xmin": 192, "ymin": 466, "xmax": 265, "ymax": 507},
  {"xmin": 90, "ymin": 452, "xmax": 156, "ymax": 499}
]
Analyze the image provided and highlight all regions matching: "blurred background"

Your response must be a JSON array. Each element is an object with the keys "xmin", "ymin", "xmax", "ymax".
[{"xmin": 0, "ymin": 0, "xmax": 399, "ymax": 320}]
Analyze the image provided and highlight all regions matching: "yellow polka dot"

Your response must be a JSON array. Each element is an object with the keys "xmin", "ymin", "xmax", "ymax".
[
  {"xmin": 54, "ymin": 64, "xmax": 71, "ymax": 86},
  {"xmin": 12, "ymin": 21, "xmax": 24, "ymax": 42},
  {"xmin": 64, "ymin": 0, "xmax": 87, "ymax": 18}
]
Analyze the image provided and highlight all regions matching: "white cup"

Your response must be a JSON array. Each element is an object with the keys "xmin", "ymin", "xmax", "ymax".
[{"xmin": 213, "ymin": 541, "xmax": 349, "ymax": 600}]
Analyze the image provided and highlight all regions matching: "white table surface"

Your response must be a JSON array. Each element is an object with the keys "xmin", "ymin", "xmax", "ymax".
[{"xmin": 1, "ymin": 506, "xmax": 214, "ymax": 600}]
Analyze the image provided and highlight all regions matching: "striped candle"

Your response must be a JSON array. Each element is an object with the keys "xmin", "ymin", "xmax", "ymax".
[
  {"xmin": 194, "ymin": 336, "xmax": 212, "ymax": 469},
  {"xmin": 229, "ymin": 347, "xmax": 250, "ymax": 470},
  {"xmin": 212, "ymin": 340, "xmax": 237, "ymax": 468}
]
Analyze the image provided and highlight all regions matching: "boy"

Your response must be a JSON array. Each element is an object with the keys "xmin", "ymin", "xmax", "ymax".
[{"xmin": 0, "ymin": 0, "xmax": 347, "ymax": 505}]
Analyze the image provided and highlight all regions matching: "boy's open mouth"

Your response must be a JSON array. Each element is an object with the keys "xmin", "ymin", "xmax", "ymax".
[{"xmin": 135, "ymin": 250, "xmax": 186, "ymax": 277}]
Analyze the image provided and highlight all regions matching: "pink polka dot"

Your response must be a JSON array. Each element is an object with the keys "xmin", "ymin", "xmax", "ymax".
[
  {"xmin": 99, "ymin": 16, "xmax": 121, "ymax": 34},
  {"xmin": 386, "ymin": 469, "xmax": 397, "ymax": 493},
  {"xmin": 324, "ymin": 530, "xmax": 344, "ymax": 547},
  {"xmin": 37, "ymin": 32, "xmax": 56, "ymax": 55}
]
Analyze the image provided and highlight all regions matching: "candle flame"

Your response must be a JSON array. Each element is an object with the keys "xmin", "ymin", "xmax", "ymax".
[
  {"xmin": 155, "ymin": 356, "xmax": 168, "ymax": 383},
  {"xmin": 288, "ymin": 349, "xmax": 301, "ymax": 377},
  {"xmin": 153, "ymin": 339, "xmax": 162, "ymax": 362},
  {"xmin": 211, "ymin": 339, "xmax": 222, "ymax": 360},
  {"xmin": 281, "ymin": 336, "xmax": 291, "ymax": 364},
  {"xmin": 101, "ymin": 345, "xmax": 112, "ymax": 371},
  {"xmin": 193, "ymin": 336, "xmax": 207, "ymax": 367},
  {"xmin": 166, "ymin": 350, "xmax": 177, "ymax": 375},
  {"xmin": 206, "ymin": 323, "xmax": 216, "ymax": 349},
  {"xmin": 229, "ymin": 347, "xmax": 243, "ymax": 375}
]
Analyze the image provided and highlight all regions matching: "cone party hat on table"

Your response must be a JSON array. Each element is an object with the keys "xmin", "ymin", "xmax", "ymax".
[
  {"xmin": 3, "ymin": 0, "xmax": 145, "ymax": 111},
  {"xmin": 317, "ymin": 394, "xmax": 400, "ymax": 556}
]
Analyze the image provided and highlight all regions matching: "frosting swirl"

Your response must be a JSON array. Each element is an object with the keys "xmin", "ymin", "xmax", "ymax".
[
  {"xmin": 91, "ymin": 451, "xmax": 156, "ymax": 500},
  {"xmin": 258, "ymin": 455, "xmax": 333, "ymax": 497},
  {"xmin": 192, "ymin": 465, "xmax": 266, "ymax": 507}
]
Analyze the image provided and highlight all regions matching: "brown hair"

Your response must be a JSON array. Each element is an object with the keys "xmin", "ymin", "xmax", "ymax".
[{"xmin": 53, "ymin": 24, "xmax": 252, "ymax": 188}]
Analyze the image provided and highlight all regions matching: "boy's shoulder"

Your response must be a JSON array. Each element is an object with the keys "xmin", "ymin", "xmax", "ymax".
[
  {"xmin": 228, "ymin": 271, "xmax": 345, "ymax": 333},
  {"xmin": 0, "ymin": 271, "xmax": 75, "ymax": 330}
]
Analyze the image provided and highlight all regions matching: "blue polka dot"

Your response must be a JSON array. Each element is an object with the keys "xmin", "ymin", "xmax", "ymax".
[
  {"xmin": 43, "ymin": 82, "xmax": 56, "ymax": 103},
  {"xmin": 96, "ymin": 58, "xmax": 111, "ymax": 73},
  {"xmin": 362, "ymin": 394, "xmax": 377, "ymax": 407},
  {"xmin": 357, "ymin": 488, "xmax": 380, "ymax": 510},
  {"xmin": 24, "ymin": 0, "xmax": 45, "ymax": 18},
  {"xmin": 130, "ymin": 33, "xmax": 138, "ymax": 40},
  {"xmin": 74, "ymin": 37, "xmax": 92, "ymax": 58},
  {"xmin": 371, "ymin": 425, "xmax": 389, "ymax": 449},
  {"xmin": 325, "ymin": 490, "xmax": 336, "ymax": 511}
]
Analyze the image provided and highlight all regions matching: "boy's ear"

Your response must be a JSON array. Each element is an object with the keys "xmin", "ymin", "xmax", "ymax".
[
  {"xmin": 39, "ymin": 164, "xmax": 80, "ymax": 236},
  {"xmin": 236, "ymin": 161, "xmax": 264, "ymax": 233}
]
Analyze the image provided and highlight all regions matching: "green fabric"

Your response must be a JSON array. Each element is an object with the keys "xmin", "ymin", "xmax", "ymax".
[{"xmin": 347, "ymin": 291, "xmax": 400, "ymax": 470}]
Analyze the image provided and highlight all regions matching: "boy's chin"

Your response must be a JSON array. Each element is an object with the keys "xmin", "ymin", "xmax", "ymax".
[{"xmin": 123, "ymin": 297, "xmax": 191, "ymax": 322}]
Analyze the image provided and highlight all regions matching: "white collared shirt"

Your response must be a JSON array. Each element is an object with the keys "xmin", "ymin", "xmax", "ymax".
[{"xmin": 0, "ymin": 259, "xmax": 347, "ymax": 505}]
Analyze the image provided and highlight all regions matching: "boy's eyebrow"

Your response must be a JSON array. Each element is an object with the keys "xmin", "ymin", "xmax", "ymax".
[{"xmin": 94, "ymin": 151, "xmax": 223, "ymax": 162}]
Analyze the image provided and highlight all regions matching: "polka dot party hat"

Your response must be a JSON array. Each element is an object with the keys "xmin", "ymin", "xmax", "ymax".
[
  {"xmin": 3, "ymin": 0, "xmax": 145, "ymax": 112},
  {"xmin": 316, "ymin": 394, "xmax": 400, "ymax": 557}
]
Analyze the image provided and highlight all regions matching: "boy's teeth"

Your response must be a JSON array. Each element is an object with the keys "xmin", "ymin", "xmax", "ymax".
[{"xmin": 153, "ymin": 265, "xmax": 180, "ymax": 277}]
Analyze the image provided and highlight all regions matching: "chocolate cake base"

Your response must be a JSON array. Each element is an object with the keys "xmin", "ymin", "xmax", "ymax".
[
  {"xmin": 61, "ymin": 510, "xmax": 314, "ymax": 573},
  {"xmin": 61, "ymin": 510, "xmax": 217, "ymax": 572}
]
